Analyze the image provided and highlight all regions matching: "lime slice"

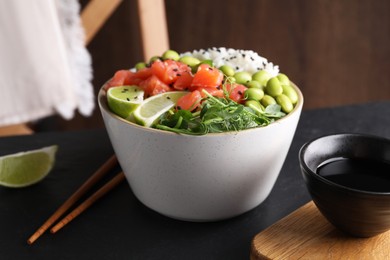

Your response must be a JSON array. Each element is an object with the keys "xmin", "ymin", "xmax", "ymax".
[
  {"xmin": 107, "ymin": 86, "xmax": 144, "ymax": 120},
  {"xmin": 133, "ymin": 91, "xmax": 188, "ymax": 127},
  {"xmin": 0, "ymin": 145, "xmax": 58, "ymax": 188}
]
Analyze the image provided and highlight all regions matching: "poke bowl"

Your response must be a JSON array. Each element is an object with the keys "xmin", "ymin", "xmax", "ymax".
[{"xmin": 98, "ymin": 48, "xmax": 304, "ymax": 221}]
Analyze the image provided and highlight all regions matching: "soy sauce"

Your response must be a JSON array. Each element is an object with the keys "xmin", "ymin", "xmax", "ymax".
[{"xmin": 316, "ymin": 157, "xmax": 390, "ymax": 192}]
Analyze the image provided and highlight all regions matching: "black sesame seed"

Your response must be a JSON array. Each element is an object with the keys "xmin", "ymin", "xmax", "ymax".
[
  {"xmin": 177, "ymin": 73, "xmax": 181, "ymax": 76},
  {"xmin": 238, "ymin": 91, "xmax": 243, "ymax": 95},
  {"xmin": 236, "ymin": 66, "xmax": 239, "ymax": 70},
  {"xmin": 173, "ymin": 68, "xmax": 178, "ymax": 72},
  {"xmin": 167, "ymin": 96, "xmax": 171, "ymax": 99},
  {"xmin": 126, "ymin": 98, "xmax": 130, "ymax": 101}
]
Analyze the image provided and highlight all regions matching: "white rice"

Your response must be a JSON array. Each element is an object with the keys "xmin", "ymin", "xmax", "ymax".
[{"xmin": 180, "ymin": 47, "xmax": 279, "ymax": 77}]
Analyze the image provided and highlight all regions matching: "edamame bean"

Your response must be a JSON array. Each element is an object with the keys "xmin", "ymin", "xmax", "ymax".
[
  {"xmin": 135, "ymin": 62, "xmax": 146, "ymax": 70},
  {"xmin": 282, "ymin": 84, "xmax": 298, "ymax": 104},
  {"xmin": 200, "ymin": 59, "xmax": 214, "ymax": 67},
  {"xmin": 252, "ymin": 70, "xmax": 271, "ymax": 87},
  {"xmin": 162, "ymin": 50, "xmax": 180, "ymax": 61},
  {"xmin": 245, "ymin": 88, "xmax": 264, "ymax": 101},
  {"xmin": 149, "ymin": 56, "xmax": 161, "ymax": 63},
  {"xmin": 179, "ymin": 56, "xmax": 201, "ymax": 67},
  {"xmin": 234, "ymin": 71, "xmax": 252, "ymax": 85},
  {"xmin": 247, "ymin": 80, "xmax": 262, "ymax": 89},
  {"xmin": 245, "ymin": 100, "xmax": 264, "ymax": 114},
  {"xmin": 276, "ymin": 94, "xmax": 294, "ymax": 113},
  {"xmin": 219, "ymin": 65, "xmax": 235, "ymax": 77},
  {"xmin": 265, "ymin": 77, "xmax": 283, "ymax": 97},
  {"xmin": 260, "ymin": 95, "xmax": 276, "ymax": 107},
  {"xmin": 277, "ymin": 73, "xmax": 290, "ymax": 85}
]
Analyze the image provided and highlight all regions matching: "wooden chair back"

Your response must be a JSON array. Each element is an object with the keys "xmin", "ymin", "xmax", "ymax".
[{"xmin": 0, "ymin": 0, "xmax": 169, "ymax": 136}]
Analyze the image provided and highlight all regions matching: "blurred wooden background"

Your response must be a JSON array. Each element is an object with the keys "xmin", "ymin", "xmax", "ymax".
[{"xmin": 36, "ymin": 0, "xmax": 390, "ymax": 132}]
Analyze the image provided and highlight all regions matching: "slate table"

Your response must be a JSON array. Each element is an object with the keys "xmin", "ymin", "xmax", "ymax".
[{"xmin": 1, "ymin": 101, "xmax": 389, "ymax": 260}]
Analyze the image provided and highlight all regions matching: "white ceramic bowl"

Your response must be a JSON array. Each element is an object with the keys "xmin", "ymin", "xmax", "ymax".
[{"xmin": 98, "ymin": 84, "xmax": 303, "ymax": 221}]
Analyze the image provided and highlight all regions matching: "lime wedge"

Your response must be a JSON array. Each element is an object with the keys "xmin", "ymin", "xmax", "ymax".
[
  {"xmin": 133, "ymin": 91, "xmax": 188, "ymax": 127},
  {"xmin": 107, "ymin": 86, "xmax": 144, "ymax": 120},
  {"xmin": 0, "ymin": 145, "xmax": 58, "ymax": 188}
]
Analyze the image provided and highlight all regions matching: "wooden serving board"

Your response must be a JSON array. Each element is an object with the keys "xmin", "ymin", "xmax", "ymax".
[{"xmin": 250, "ymin": 201, "xmax": 390, "ymax": 260}]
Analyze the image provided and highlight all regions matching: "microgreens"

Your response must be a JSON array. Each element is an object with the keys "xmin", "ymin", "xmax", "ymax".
[{"xmin": 155, "ymin": 86, "xmax": 285, "ymax": 135}]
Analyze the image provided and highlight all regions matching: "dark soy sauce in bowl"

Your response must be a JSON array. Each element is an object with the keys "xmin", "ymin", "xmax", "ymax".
[
  {"xmin": 317, "ymin": 158, "xmax": 390, "ymax": 192},
  {"xmin": 300, "ymin": 133, "xmax": 390, "ymax": 237}
]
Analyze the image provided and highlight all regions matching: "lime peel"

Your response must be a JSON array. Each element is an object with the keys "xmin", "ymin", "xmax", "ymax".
[
  {"xmin": 0, "ymin": 145, "xmax": 58, "ymax": 188},
  {"xmin": 133, "ymin": 91, "xmax": 188, "ymax": 127},
  {"xmin": 107, "ymin": 85, "xmax": 144, "ymax": 120}
]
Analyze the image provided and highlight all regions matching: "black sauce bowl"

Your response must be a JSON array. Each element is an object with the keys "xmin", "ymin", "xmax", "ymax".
[{"xmin": 299, "ymin": 133, "xmax": 390, "ymax": 237}]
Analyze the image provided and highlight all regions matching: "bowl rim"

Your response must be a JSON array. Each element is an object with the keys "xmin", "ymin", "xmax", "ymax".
[
  {"xmin": 299, "ymin": 132, "xmax": 390, "ymax": 196},
  {"xmin": 98, "ymin": 82, "xmax": 304, "ymax": 137}
]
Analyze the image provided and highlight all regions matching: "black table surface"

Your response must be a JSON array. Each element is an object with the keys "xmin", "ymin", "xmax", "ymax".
[{"xmin": 1, "ymin": 101, "xmax": 389, "ymax": 260}]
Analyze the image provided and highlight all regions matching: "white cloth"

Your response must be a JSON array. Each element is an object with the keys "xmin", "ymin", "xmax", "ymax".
[{"xmin": 0, "ymin": 0, "xmax": 94, "ymax": 126}]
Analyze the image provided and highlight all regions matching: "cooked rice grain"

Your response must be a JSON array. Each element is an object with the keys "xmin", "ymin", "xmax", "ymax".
[{"xmin": 180, "ymin": 47, "xmax": 279, "ymax": 76}]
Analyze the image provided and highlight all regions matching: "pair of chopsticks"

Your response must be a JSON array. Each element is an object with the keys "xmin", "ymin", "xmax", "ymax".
[{"xmin": 27, "ymin": 155, "xmax": 124, "ymax": 245}]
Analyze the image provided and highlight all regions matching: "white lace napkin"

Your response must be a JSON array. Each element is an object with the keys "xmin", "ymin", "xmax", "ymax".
[{"xmin": 0, "ymin": 0, "xmax": 94, "ymax": 126}]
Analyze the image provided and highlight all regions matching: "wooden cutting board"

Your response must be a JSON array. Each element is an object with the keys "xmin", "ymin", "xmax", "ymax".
[{"xmin": 250, "ymin": 201, "xmax": 390, "ymax": 260}]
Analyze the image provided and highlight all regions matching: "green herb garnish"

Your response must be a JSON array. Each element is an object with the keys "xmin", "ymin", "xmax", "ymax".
[{"xmin": 154, "ymin": 89, "xmax": 285, "ymax": 135}]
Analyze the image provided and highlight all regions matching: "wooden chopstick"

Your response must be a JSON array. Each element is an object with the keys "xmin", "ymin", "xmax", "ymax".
[
  {"xmin": 50, "ymin": 172, "xmax": 125, "ymax": 234},
  {"xmin": 27, "ymin": 154, "xmax": 118, "ymax": 245}
]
